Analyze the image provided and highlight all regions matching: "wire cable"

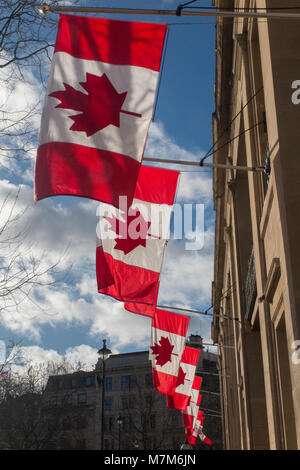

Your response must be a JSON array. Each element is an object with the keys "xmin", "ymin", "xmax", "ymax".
[
  {"xmin": 200, "ymin": 86, "xmax": 264, "ymax": 165},
  {"xmin": 201, "ymin": 120, "xmax": 264, "ymax": 162}
]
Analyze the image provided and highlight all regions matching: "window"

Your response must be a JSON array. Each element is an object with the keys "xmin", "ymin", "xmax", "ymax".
[
  {"xmin": 77, "ymin": 393, "xmax": 87, "ymax": 404},
  {"xmin": 150, "ymin": 414, "xmax": 156, "ymax": 429},
  {"xmin": 121, "ymin": 375, "xmax": 136, "ymax": 390},
  {"xmin": 62, "ymin": 394, "xmax": 72, "ymax": 406},
  {"xmin": 59, "ymin": 438, "xmax": 72, "ymax": 450},
  {"xmin": 85, "ymin": 376, "xmax": 94, "ymax": 387},
  {"xmin": 71, "ymin": 377, "xmax": 78, "ymax": 388},
  {"xmin": 123, "ymin": 415, "xmax": 133, "ymax": 431},
  {"xmin": 105, "ymin": 397, "xmax": 113, "ymax": 411},
  {"xmin": 171, "ymin": 414, "xmax": 179, "ymax": 424},
  {"xmin": 104, "ymin": 416, "xmax": 114, "ymax": 432},
  {"xmin": 75, "ymin": 439, "xmax": 86, "ymax": 450},
  {"xmin": 76, "ymin": 415, "xmax": 87, "ymax": 429},
  {"xmin": 145, "ymin": 395, "xmax": 152, "ymax": 408},
  {"xmin": 106, "ymin": 376, "xmax": 113, "ymax": 391},
  {"xmin": 46, "ymin": 442, "xmax": 56, "ymax": 450},
  {"xmin": 58, "ymin": 377, "xmax": 64, "ymax": 389},
  {"xmin": 121, "ymin": 396, "xmax": 135, "ymax": 410},
  {"xmin": 145, "ymin": 373, "xmax": 152, "ymax": 387},
  {"xmin": 62, "ymin": 416, "xmax": 72, "ymax": 430},
  {"xmin": 49, "ymin": 396, "xmax": 57, "ymax": 407},
  {"xmin": 104, "ymin": 439, "xmax": 114, "ymax": 450}
]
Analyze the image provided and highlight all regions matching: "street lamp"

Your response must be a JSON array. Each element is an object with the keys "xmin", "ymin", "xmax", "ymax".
[
  {"xmin": 133, "ymin": 439, "xmax": 140, "ymax": 449},
  {"xmin": 116, "ymin": 415, "xmax": 123, "ymax": 450},
  {"xmin": 98, "ymin": 339, "xmax": 111, "ymax": 450}
]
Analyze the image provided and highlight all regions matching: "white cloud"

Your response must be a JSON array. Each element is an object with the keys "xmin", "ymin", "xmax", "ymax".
[
  {"xmin": 0, "ymin": 118, "xmax": 214, "ymax": 357},
  {"xmin": 145, "ymin": 121, "xmax": 203, "ymax": 163},
  {"xmin": 10, "ymin": 344, "xmax": 99, "ymax": 376}
]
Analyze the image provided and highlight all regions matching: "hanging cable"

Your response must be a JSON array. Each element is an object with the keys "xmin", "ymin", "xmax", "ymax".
[
  {"xmin": 199, "ymin": 86, "xmax": 264, "ymax": 166},
  {"xmin": 204, "ymin": 282, "xmax": 236, "ymax": 315},
  {"xmin": 199, "ymin": 120, "xmax": 264, "ymax": 164},
  {"xmin": 176, "ymin": 0, "xmax": 199, "ymax": 16}
]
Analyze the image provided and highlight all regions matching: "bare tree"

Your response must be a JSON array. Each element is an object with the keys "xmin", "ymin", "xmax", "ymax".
[
  {"xmin": 0, "ymin": 1, "xmax": 59, "ymax": 69},
  {"xmin": 0, "ymin": 2, "xmax": 76, "ymax": 312},
  {"xmin": 0, "ymin": 1, "xmax": 64, "ymax": 168},
  {"xmin": 0, "ymin": 187, "xmax": 69, "ymax": 316},
  {"xmin": 109, "ymin": 375, "xmax": 184, "ymax": 451},
  {"xmin": 0, "ymin": 359, "xmax": 84, "ymax": 449}
]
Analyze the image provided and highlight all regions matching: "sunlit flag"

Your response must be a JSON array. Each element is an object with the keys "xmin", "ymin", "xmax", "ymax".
[
  {"xmin": 35, "ymin": 14, "xmax": 167, "ymax": 208},
  {"xmin": 96, "ymin": 166, "xmax": 179, "ymax": 305}
]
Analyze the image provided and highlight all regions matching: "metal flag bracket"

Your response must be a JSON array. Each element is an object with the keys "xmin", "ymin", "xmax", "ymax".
[{"xmin": 143, "ymin": 156, "xmax": 266, "ymax": 173}]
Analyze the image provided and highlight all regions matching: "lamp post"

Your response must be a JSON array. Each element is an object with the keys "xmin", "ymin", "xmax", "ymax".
[
  {"xmin": 133, "ymin": 439, "xmax": 140, "ymax": 450},
  {"xmin": 98, "ymin": 339, "xmax": 111, "ymax": 450},
  {"xmin": 116, "ymin": 415, "xmax": 123, "ymax": 450}
]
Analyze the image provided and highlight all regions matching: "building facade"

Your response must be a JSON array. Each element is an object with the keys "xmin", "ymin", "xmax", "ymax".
[
  {"xmin": 211, "ymin": 0, "xmax": 300, "ymax": 450},
  {"xmin": 43, "ymin": 335, "xmax": 221, "ymax": 450}
]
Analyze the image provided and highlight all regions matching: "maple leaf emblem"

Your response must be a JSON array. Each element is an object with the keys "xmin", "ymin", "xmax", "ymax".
[
  {"xmin": 105, "ymin": 209, "xmax": 152, "ymax": 255},
  {"xmin": 49, "ymin": 72, "xmax": 142, "ymax": 136},
  {"xmin": 176, "ymin": 366, "xmax": 187, "ymax": 387},
  {"xmin": 151, "ymin": 336, "xmax": 178, "ymax": 367}
]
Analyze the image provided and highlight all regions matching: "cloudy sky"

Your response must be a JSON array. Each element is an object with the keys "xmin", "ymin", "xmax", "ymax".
[{"xmin": 0, "ymin": 0, "xmax": 216, "ymax": 371}]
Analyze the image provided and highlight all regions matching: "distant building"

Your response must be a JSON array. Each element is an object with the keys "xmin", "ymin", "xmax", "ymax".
[
  {"xmin": 212, "ymin": 0, "xmax": 300, "ymax": 450},
  {"xmin": 43, "ymin": 335, "xmax": 221, "ymax": 450}
]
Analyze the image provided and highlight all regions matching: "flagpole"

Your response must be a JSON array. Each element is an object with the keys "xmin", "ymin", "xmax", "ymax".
[
  {"xmin": 37, "ymin": 4, "xmax": 300, "ymax": 20},
  {"xmin": 202, "ymin": 342, "xmax": 235, "ymax": 350},
  {"xmin": 156, "ymin": 304, "xmax": 241, "ymax": 322},
  {"xmin": 143, "ymin": 157, "xmax": 265, "ymax": 173}
]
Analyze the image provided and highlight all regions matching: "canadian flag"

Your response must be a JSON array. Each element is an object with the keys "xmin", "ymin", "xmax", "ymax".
[
  {"xmin": 96, "ymin": 166, "xmax": 179, "ymax": 305},
  {"xmin": 149, "ymin": 309, "xmax": 189, "ymax": 395},
  {"xmin": 185, "ymin": 410, "xmax": 212, "ymax": 446},
  {"xmin": 166, "ymin": 346, "xmax": 200, "ymax": 411},
  {"xmin": 34, "ymin": 14, "xmax": 167, "ymax": 208},
  {"xmin": 182, "ymin": 375, "xmax": 202, "ymax": 429}
]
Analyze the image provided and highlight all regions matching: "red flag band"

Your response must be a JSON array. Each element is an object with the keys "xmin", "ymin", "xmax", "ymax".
[
  {"xmin": 34, "ymin": 15, "xmax": 167, "ymax": 208},
  {"xmin": 96, "ymin": 166, "xmax": 179, "ymax": 305},
  {"xmin": 124, "ymin": 282, "xmax": 160, "ymax": 318}
]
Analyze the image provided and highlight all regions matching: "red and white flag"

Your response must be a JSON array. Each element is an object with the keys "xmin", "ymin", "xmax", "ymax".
[
  {"xmin": 185, "ymin": 410, "xmax": 212, "ymax": 446},
  {"xmin": 34, "ymin": 15, "xmax": 167, "ymax": 208},
  {"xmin": 96, "ymin": 166, "xmax": 179, "ymax": 305},
  {"xmin": 166, "ymin": 346, "xmax": 200, "ymax": 411},
  {"xmin": 182, "ymin": 376, "xmax": 202, "ymax": 429},
  {"xmin": 149, "ymin": 309, "xmax": 189, "ymax": 395}
]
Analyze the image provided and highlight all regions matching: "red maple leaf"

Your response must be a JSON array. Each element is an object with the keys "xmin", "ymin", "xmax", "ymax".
[
  {"xmin": 49, "ymin": 72, "xmax": 142, "ymax": 137},
  {"xmin": 105, "ymin": 209, "xmax": 151, "ymax": 255},
  {"xmin": 176, "ymin": 366, "xmax": 187, "ymax": 387},
  {"xmin": 151, "ymin": 336, "xmax": 176, "ymax": 367}
]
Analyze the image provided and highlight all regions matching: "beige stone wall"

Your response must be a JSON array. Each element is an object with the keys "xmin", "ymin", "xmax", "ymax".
[{"xmin": 212, "ymin": 0, "xmax": 300, "ymax": 450}]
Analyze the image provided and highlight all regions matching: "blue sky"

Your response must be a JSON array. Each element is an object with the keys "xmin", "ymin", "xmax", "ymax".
[{"xmin": 0, "ymin": 0, "xmax": 217, "ymax": 370}]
